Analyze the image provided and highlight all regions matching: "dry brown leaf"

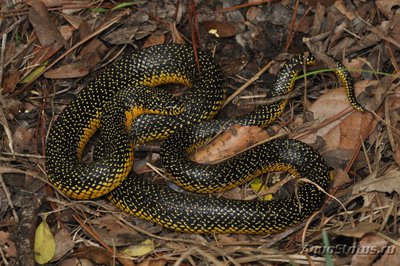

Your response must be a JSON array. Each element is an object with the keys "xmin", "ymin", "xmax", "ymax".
[
  {"xmin": 332, "ymin": 222, "xmax": 380, "ymax": 238},
  {"xmin": 73, "ymin": 246, "xmax": 113, "ymax": 266},
  {"xmin": 45, "ymin": 39, "xmax": 107, "ymax": 79},
  {"xmin": 353, "ymin": 167, "xmax": 400, "ymax": 194},
  {"xmin": 138, "ymin": 259, "xmax": 167, "ymax": 266},
  {"xmin": 323, "ymin": 111, "xmax": 375, "ymax": 152},
  {"xmin": 376, "ymin": 0, "xmax": 400, "ymax": 18},
  {"xmin": 310, "ymin": 3, "xmax": 325, "ymax": 35},
  {"xmin": 2, "ymin": 67, "xmax": 20, "ymax": 94},
  {"xmin": 59, "ymin": 25, "xmax": 75, "ymax": 41},
  {"xmin": 333, "ymin": 0, "xmax": 356, "ymax": 20},
  {"xmin": 89, "ymin": 215, "xmax": 142, "ymax": 246},
  {"xmin": 202, "ymin": 21, "xmax": 237, "ymax": 38},
  {"xmin": 44, "ymin": 62, "xmax": 91, "ymax": 79},
  {"xmin": 143, "ymin": 34, "xmax": 165, "ymax": 48},
  {"xmin": 351, "ymin": 235, "xmax": 388, "ymax": 266},
  {"xmin": 58, "ymin": 257, "xmax": 81, "ymax": 266},
  {"xmin": 246, "ymin": 6, "xmax": 261, "ymax": 23},
  {"xmin": 303, "ymin": 80, "xmax": 375, "ymax": 145},
  {"xmin": 52, "ymin": 228, "xmax": 74, "ymax": 262},
  {"xmin": 343, "ymin": 58, "xmax": 366, "ymax": 79},
  {"xmin": 333, "ymin": 169, "xmax": 352, "ymax": 188},
  {"xmin": 28, "ymin": 0, "xmax": 65, "ymax": 48},
  {"xmin": 169, "ymin": 22, "xmax": 185, "ymax": 44},
  {"xmin": 192, "ymin": 125, "xmax": 269, "ymax": 164},
  {"xmin": 13, "ymin": 126, "xmax": 36, "ymax": 153},
  {"xmin": 388, "ymin": 95, "xmax": 400, "ymax": 165},
  {"xmin": 0, "ymin": 231, "xmax": 17, "ymax": 259},
  {"xmin": 373, "ymin": 238, "xmax": 400, "ymax": 266}
]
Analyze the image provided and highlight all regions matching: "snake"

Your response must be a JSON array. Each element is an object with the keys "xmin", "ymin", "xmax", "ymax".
[{"xmin": 46, "ymin": 44, "xmax": 364, "ymax": 234}]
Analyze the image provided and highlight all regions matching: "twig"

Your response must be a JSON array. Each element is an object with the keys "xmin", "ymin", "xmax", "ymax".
[
  {"xmin": 221, "ymin": 60, "xmax": 275, "ymax": 109},
  {"xmin": 0, "ymin": 173, "xmax": 19, "ymax": 223}
]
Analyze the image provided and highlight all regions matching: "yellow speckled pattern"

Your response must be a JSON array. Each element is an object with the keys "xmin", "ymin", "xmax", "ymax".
[
  {"xmin": 46, "ymin": 44, "xmax": 225, "ymax": 199},
  {"xmin": 47, "ymin": 44, "xmax": 364, "ymax": 233},
  {"xmin": 108, "ymin": 51, "xmax": 364, "ymax": 234}
]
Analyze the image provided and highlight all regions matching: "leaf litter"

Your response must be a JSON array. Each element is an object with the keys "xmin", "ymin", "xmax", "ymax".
[{"xmin": 1, "ymin": 0, "xmax": 400, "ymax": 265}]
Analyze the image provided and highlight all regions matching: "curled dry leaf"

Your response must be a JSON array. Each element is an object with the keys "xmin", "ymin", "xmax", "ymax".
[{"xmin": 192, "ymin": 125, "xmax": 269, "ymax": 164}]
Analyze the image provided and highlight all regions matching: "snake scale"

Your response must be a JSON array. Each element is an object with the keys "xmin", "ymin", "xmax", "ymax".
[{"xmin": 46, "ymin": 44, "xmax": 364, "ymax": 234}]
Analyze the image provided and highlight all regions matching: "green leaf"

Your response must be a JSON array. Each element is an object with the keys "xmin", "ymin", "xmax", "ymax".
[
  {"xmin": 20, "ymin": 63, "xmax": 47, "ymax": 84},
  {"xmin": 111, "ymin": 1, "xmax": 143, "ymax": 10}
]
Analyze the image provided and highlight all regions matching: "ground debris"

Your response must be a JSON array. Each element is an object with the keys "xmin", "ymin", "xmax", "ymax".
[{"xmin": 0, "ymin": 0, "xmax": 398, "ymax": 265}]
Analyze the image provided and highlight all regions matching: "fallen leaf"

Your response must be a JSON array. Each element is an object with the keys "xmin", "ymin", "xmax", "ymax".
[
  {"xmin": 353, "ymin": 167, "xmax": 400, "ymax": 194},
  {"xmin": 59, "ymin": 25, "xmax": 75, "ymax": 41},
  {"xmin": 44, "ymin": 62, "xmax": 90, "ymax": 79},
  {"xmin": 28, "ymin": 0, "xmax": 65, "ymax": 48},
  {"xmin": 52, "ymin": 228, "xmax": 74, "ymax": 262},
  {"xmin": 34, "ymin": 218, "xmax": 56, "ymax": 264},
  {"xmin": 170, "ymin": 22, "xmax": 185, "ymax": 44},
  {"xmin": 331, "ymin": 222, "xmax": 380, "ymax": 238},
  {"xmin": 302, "ymin": 80, "xmax": 377, "ymax": 152},
  {"xmin": 122, "ymin": 239, "xmax": 154, "ymax": 257},
  {"xmin": 250, "ymin": 177, "xmax": 273, "ymax": 201},
  {"xmin": 332, "ymin": 169, "xmax": 351, "ymax": 188},
  {"xmin": 192, "ymin": 125, "xmax": 269, "ymax": 164},
  {"xmin": 373, "ymin": 238, "xmax": 400, "ymax": 266},
  {"xmin": 342, "ymin": 57, "xmax": 366, "ymax": 79},
  {"xmin": 12, "ymin": 126, "xmax": 36, "ymax": 153},
  {"xmin": 351, "ymin": 235, "xmax": 388, "ymax": 266},
  {"xmin": 45, "ymin": 39, "xmax": 107, "ymax": 79},
  {"xmin": 0, "ymin": 231, "xmax": 17, "ymax": 258},
  {"xmin": 73, "ymin": 246, "xmax": 113, "ymax": 266},
  {"xmin": 333, "ymin": 0, "xmax": 356, "ymax": 20},
  {"xmin": 143, "ymin": 34, "xmax": 165, "ymax": 48},
  {"xmin": 246, "ymin": 6, "xmax": 261, "ymax": 23},
  {"xmin": 20, "ymin": 63, "xmax": 48, "ymax": 84},
  {"xmin": 2, "ymin": 67, "xmax": 20, "ymax": 94},
  {"xmin": 376, "ymin": 0, "xmax": 400, "ymax": 18},
  {"xmin": 202, "ymin": 21, "xmax": 237, "ymax": 38},
  {"xmin": 89, "ymin": 214, "xmax": 142, "ymax": 246},
  {"xmin": 138, "ymin": 259, "xmax": 167, "ymax": 266}
]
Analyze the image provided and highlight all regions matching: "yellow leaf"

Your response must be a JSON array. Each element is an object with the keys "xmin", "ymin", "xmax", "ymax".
[
  {"xmin": 122, "ymin": 239, "xmax": 154, "ymax": 257},
  {"xmin": 34, "ymin": 218, "xmax": 56, "ymax": 264},
  {"xmin": 250, "ymin": 177, "xmax": 273, "ymax": 201}
]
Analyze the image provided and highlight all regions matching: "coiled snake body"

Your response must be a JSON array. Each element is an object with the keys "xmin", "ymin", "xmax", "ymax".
[{"xmin": 46, "ymin": 44, "xmax": 364, "ymax": 234}]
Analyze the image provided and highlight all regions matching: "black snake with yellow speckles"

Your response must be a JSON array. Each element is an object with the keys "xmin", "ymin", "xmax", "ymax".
[{"xmin": 46, "ymin": 44, "xmax": 364, "ymax": 234}]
